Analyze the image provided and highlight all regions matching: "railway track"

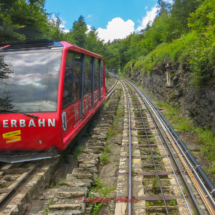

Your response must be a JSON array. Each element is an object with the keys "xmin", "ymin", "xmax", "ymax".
[
  {"xmin": 114, "ymin": 76, "xmax": 215, "ymax": 215},
  {"xmin": 1, "ymin": 76, "xmax": 214, "ymax": 215},
  {"xmin": 0, "ymin": 78, "xmax": 118, "ymax": 215}
]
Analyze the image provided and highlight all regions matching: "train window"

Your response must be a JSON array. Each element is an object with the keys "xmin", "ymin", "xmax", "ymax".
[
  {"xmin": 101, "ymin": 60, "xmax": 104, "ymax": 87},
  {"xmin": 62, "ymin": 51, "xmax": 82, "ymax": 108},
  {"xmin": 84, "ymin": 55, "xmax": 93, "ymax": 96},
  {"xmin": 94, "ymin": 58, "xmax": 99, "ymax": 90},
  {"xmin": 72, "ymin": 53, "xmax": 82, "ymax": 102},
  {"xmin": 0, "ymin": 51, "xmax": 61, "ymax": 113},
  {"xmin": 62, "ymin": 52, "xmax": 74, "ymax": 108}
]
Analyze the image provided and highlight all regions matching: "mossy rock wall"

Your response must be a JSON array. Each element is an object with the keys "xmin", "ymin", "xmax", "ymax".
[{"xmin": 125, "ymin": 66, "xmax": 215, "ymax": 134}]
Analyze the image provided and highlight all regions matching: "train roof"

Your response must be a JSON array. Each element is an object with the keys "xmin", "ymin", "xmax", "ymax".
[
  {"xmin": 0, "ymin": 39, "xmax": 63, "ymax": 51},
  {"xmin": 61, "ymin": 41, "xmax": 104, "ymax": 59},
  {"xmin": 0, "ymin": 39, "xmax": 104, "ymax": 59}
]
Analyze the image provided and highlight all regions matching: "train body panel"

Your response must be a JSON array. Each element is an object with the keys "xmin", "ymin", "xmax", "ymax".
[
  {"xmin": 0, "ymin": 113, "xmax": 62, "ymax": 151},
  {"xmin": 0, "ymin": 39, "xmax": 106, "ymax": 162}
]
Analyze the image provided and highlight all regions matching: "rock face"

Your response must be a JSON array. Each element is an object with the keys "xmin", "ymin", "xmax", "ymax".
[{"xmin": 125, "ymin": 65, "xmax": 215, "ymax": 134}]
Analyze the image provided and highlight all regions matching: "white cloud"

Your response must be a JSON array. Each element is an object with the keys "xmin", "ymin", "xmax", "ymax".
[
  {"xmin": 87, "ymin": 15, "xmax": 91, "ymax": 18},
  {"xmin": 96, "ymin": 17, "xmax": 134, "ymax": 43},
  {"xmin": 165, "ymin": 0, "xmax": 173, "ymax": 3},
  {"xmin": 136, "ymin": 6, "xmax": 158, "ymax": 31},
  {"xmin": 49, "ymin": 14, "xmax": 70, "ymax": 33},
  {"xmin": 86, "ymin": 25, "xmax": 92, "ymax": 34},
  {"xmin": 145, "ymin": 6, "xmax": 148, "ymax": 9}
]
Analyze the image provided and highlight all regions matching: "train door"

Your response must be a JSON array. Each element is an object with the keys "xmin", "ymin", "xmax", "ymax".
[{"xmin": 62, "ymin": 51, "xmax": 82, "ymax": 137}]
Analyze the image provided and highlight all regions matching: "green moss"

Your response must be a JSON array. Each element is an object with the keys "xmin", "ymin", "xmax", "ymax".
[
  {"xmin": 100, "ymin": 152, "xmax": 110, "ymax": 164},
  {"xmin": 88, "ymin": 178, "xmax": 116, "ymax": 215},
  {"xmin": 195, "ymin": 128, "xmax": 215, "ymax": 160},
  {"xmin": 73, "ymin": 146, "xmax": 85, "ymax": 158},
  {"xmin": 156, "ymin": 99, "xmax": 215, "ymax": 164},
  {"xmin": 104, "ymin": 145, "xmax": 111, "ymax": 153}
]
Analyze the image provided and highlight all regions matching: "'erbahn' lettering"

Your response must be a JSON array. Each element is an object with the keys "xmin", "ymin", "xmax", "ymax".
[{"xmin": 2, "ymin": 119, "xmax": 56, "ymax": 128}]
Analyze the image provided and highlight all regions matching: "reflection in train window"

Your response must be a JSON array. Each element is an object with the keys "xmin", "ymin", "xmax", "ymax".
[
  {"xmin": 62, "ymin": 51, "xmax": 82, "ymax": 108},
  {"xmin": 101, "ymin": 60, "xmax": 104, "ymax": 87},
  {"xmin": 84, "ymin": 55, "xmax": 93, "ymax": 96},
  {"xmin": 0, "ymin": 51, "xmax": 61, "ymax": 113},
  {"xmin": 94, "ymin": 58, "xmax": 99, "ymax": 90},
  {"xmin": 62, "ymin": 51, "xmax": 74, "ymax": 108},
  {"xmin": 72, "ymin": 53, "xmax": 82, "ymax": 102}
]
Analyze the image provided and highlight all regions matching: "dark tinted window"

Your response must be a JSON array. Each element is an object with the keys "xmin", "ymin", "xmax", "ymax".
[
  {"xmin": 94, "ymin": 58, "xmax": 99, "ymax": 90},
  {"xmin": 73, "ymin": 53, "xmax": 82, "ymax": 102},
  {"xmin": 101, "ymin": 60, "xmax": 104, "ymax": 87},
  {"xmin": 62, "ymin": 52, "xmax": 74, "ymax": 108},
  {"xmin": 62, "ymin": 51, "xmax": 82, "ymax": 108},
  {"xmin": 0, "ymin": 51, "xmax": 61, "ymax": 113},
  {"xmin": 84, "ymin": 55, "xmax": 93, "ymax": 96}
]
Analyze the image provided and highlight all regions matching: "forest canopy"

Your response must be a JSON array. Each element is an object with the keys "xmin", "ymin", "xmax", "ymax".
[{"xmin": 1, "ymin": 0, "xmax": 215, "ymax": 82}]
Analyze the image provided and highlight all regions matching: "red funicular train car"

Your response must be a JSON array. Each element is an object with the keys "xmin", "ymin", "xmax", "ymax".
[{"xmin": 0, "ymin": 39, "xmax": 106, "ymax": 163}]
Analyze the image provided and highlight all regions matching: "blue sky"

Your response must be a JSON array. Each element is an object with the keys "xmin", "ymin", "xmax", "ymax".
[{"xmin": 45, "ymin": 0, "xmax": 162, "ymax": 42}]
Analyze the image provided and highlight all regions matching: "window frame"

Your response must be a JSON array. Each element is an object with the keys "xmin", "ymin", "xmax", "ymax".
[{"xmin": 62, "ymin": 50, "xmax": 83, "ymax": 109}]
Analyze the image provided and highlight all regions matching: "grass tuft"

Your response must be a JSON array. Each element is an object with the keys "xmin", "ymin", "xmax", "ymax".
[
  {"xmin": 73, "ymin": 146, "xmax": 85, "ymax": 158},
  {"xmin": 100, "ymin": 152, "xmax": 110, "ymax": 164}
]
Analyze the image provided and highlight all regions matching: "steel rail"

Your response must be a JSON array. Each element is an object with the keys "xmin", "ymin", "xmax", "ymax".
[
  {"xmin": 134, "ymin": 83, "xmax": 215, "ymax": 206},
  {"xmin": 120, "ymin": 81, "xmax": 132, "ymax": 215},
  {"xmin": 106, "ymin": 79, "xmax": 118, "ymax": 97},
  {"xmin": 0, "ymin": 164, "xmax": 37, "ymax": 212},
  {"xmin": 107, "ymin": 79, "xmax": 117, "ymax": 95},
  {"xmin": 141, "ymin": 91, "xmax": 215, "ymax": 214},
  {"xmin": 111, "ymin": 76, "xmax": 202, "ymax": 214},
  {"xmin": 139, "ymin": 85, "xmax": 215, "ymax": 200},
  {"xmin": 126, "ymin": 81, "xmax": 197, "ymax": 215},
  {"xmin": 124, "ymin": 78, "xmax": 215, "ymax": 214},
  {"xmin": 130, "ymin": 87, "xmax": 170, "ymax": 215}
]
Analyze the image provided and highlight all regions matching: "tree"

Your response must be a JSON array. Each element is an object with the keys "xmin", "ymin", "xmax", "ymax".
[
  {"xmin": 157, "ymin": 0, "xmax": 171, "ymax": 16},
  {"xmin": 171, "ymin": 0, "xmax": 204, "ymax": 31},
  {"xmin": 70, "ymin": 15, "xmax": 87, "ymax": 48},
  {"xmin": 0, "ymin": 0, "xmax": 49, "ymax": 41}
]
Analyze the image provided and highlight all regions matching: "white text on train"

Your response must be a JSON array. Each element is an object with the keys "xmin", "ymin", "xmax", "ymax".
[{"xmin": 2, "ymin": 119, "xmax": 56, "ymax": 128}]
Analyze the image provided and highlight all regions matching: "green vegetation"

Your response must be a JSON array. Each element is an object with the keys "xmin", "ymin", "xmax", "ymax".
[
  {"xmin": 182, "ymin": 188, "xmax": 187, "ymax": 196},
  {"xmin": 144, "ymin": 181, "xmax": 149, "ymax": 186},
  {"xmin": 59, "ymin": 178, "xmax": 66, "ymax": 183},
  {"xmin": 2, "ymin": 0, "xmax": 215, "ymax": 86},
  {"xmin": 72, "ymin": 146, "xmax": 85, "ymax": 158},
  {"xmin": 49, "ymin": 184, "xmax": 54, "ymax": 188},
  {"xmin": 195, "ymin": 128, "xmax": 215, "ymax": 160},
  {"xmin": 152, "ymin": 177, "xmax": 160, "ymax": 194},
  {"xmin": 156, "ymin": 156, "xmax": 163, "ymax": 161},
  {"xmin": 92, "ymin": 178, "xmax": 116, "ymax": 197},
  {"xmin": 193, "ymin": 210, "xmax": 197, "ymax": 215},
  {"xmin": 44, "ymin": 207, "xmax": 49, "ymax": 215},
  {"xmin": 157, "ymin": 200, "xmax": 164, "ymax": 206},
  {"xmin": 156, "ymin": 101, "xmax": 194, "ymax": 132},
  {"xmin": 168, "ymin": 199, "xmax": 177, "ymax": 206},
  {"xmin": 2, "ymin": 0, "xmax": 215, "ymax": 87},
  {"xmin": 104, "ymin": 145, "xmax": 111, "ymax": 153},
  {"xmin": 48, "ymin": 199, "xmax": 54, "ymax": 206},
  {"xmin": 105, "ymin": 101, "xmax": 110, "ymax": 107},
  {"xmin": 156, "ymin": 100, "xmax": 215, "ymax": 163},
  {"xmin": 122, "ymin": 0, "xmax": 215, "ymax": 89},
  {"xmin": 107, "ymin": 91, "xmax": 124, "ymax": 141},
  {"xmin": 100, "ymin": 152, "xmax": 110, "ymax": 164},
  {"xmin": 145, "ymin": 201, "xmax": 154, "ymax": 207},
  {"xmin": 88, "ymin": 178, "xmax": 115, "ymax": 215},
  {"xmin": 91, "ymin": 203, "xmax": 105, "ymax": 215}
]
